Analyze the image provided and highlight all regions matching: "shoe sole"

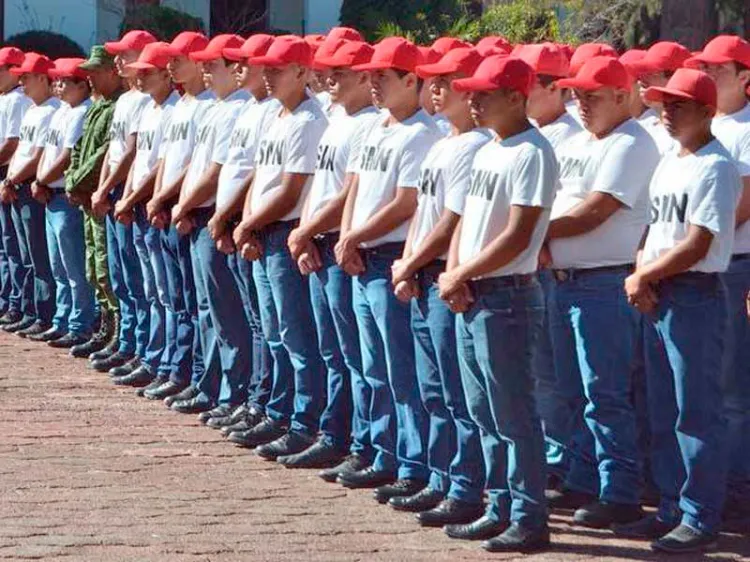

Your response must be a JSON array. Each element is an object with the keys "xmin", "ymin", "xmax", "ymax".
[
  {"xmin": 651, "ymin": 541, "xmax": 718, "ymax": 554},
  {"xmin": 418, "ymin": 513, "xmax": 485, "ymax": 528}
]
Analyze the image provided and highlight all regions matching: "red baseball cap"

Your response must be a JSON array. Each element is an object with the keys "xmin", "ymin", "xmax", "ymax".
[
  {"xmin": 416, "ymin": 47, "xmax": 484, "ymax": 79},
  {"xmin": 160, "ymin": 31, "xmax": 209, "ymax": 58},
  {"xmin": 418, "ymin": 46, "xmax": 441, "ymax": 65},
  {"xmin": 452, "ymin": 55, "xmax": 535, "ymax": 96},
  {"xmin": 304, "ymin": 34, "xmax": 326, "ymax": 55},
  {"xmin": 104, "ymin": 30, "xmax": 156, "ymax": 55},
  {"xmin": 644, "ymin": 68, "xmax": 717, "ymax": 109},
  {"xmin": 10, "ymin": 52, "xmax": 54, "ymax": 76},
  {"xmin": 352, "ymin": 37, "xmax": 422, "ymax": 73},
  {"xmin": 432, "ymin": 37, "xmax": 472, "ymax": 55},
  {"xmin": 127, "ymin": 42, "xmax": 171, "ymax": 71},
  {"xmin": 619, "ymin": 48, "xmax": 647, "ymax": 77},
  {"xmin": 475, "ymin": 36, "xmax": 512, "ymax": 56},
  {"xmin": 557, "ymin": 56, "xmax": 632, "ymax": 91},
  {"xmin": 49, "ymin": 58, "xmax": 88, "ymax": 79},
  {"xmin": 685, "ymin": 35, "xmax": 750, "ymax": 70},
  {"xmin": 0, "ymin": 47, "xmax": 24, "ymax": 67},
  {"xmin": 315, "ymin": 41, "xmax": 374, "ymax": 68},
  {"xmin": 224, "ymin": 34, "xmax": 274, "ymax": 62},
  {"xmin": 516, "ymin": 43, "xmax": 569, "ymax": 78},
  {"xmin": 631, "ymin": 41, "xmax": 691, "ymax": 75},
  {"xmin": 312, "ymin": 38, "xmax": 348, "ymax": 70},
  {"xmin": 250, "ymin": 36, "xmax": 313, "ymax": 67},
  {"xmin": 326, "ymin": 27, "xmax": 363, "ymax": 43},
  {"xmin": 189, "ymin": 34, "xmax": 244, "ymax": 62},
  {"xmin": 569, "ymin": 43, "xmax": 618, "ymax": 75}
]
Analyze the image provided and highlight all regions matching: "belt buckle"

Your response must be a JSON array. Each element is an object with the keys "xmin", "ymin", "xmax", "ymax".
[{"xmin": 553, "ymin": 270, "xmax": 568, "ymax": 282}]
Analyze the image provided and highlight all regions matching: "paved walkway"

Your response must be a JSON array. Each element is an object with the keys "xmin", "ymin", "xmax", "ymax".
[{"xmin": 0, "ymin": 332, "xmax": 748, "ymax": 561}]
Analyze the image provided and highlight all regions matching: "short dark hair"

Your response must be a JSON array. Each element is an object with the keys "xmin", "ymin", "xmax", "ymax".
[
  {"xmin": 537, "ymin": 74, "xmax": 558, "ymax": 88},
  {"xmin": 393, "ymin": 68, "xmax": 424, "ymax": 93}
]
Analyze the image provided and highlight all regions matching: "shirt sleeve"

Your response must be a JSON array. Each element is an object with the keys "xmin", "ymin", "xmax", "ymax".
[
  {"xmin": 445, "ymin": 138, "xmax": 483, "ymax": 215},
  {"xmin": 285, "ymin": 117, "xmax": 326, "ymax": 175},
  {"xmin": 397, "ymin": 127, "xmax": 437, "ymax": 188},
  {"xmin": 510, "ymin": 146, "xmax": 558, "ymax": 208},
  {"xmin": 128, "ymin": 99, "xmax": 147, "ymax": 136},
  {"xmin": 5, "ymin": 96, "xmax": 28, "ymax": 139},
  {"xmin": 689, "ymin": 161, "xmax": 741, "ymax": 235},
  {"xmin": 593, "ymin": 135, "xmax": 659, "ymax": 208},
  {"xmin": 731, "ymin": 129, "xmax": 750, "ymax": 177},
  {"xmin": 63, "ymin": 108, "xmax": 86, "ymax": 149}
]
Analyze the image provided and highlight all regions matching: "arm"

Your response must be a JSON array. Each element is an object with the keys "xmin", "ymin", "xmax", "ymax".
[
  {"xmin": 0, "ymin": 138, "xmax": 18, "ymax": 167},
  {"xmin": 119, "ymin": 164, "xmax": 159, "ymax": 212},
  {"xmin": 8, "ymin": 148, "xmax": 44, "ymax": 184},
  {"xmin": 172, "ymin": 162, "xmax": 221, "ymax": 222},
  {"xmin": 736, "ymin": 177, "xmax": 750, "ymax": 228},
  {"xmin": 208, "ymin": 171, "xmax": 254, "ymax": 241},
  {"xmin": 98, "ymin": 134, "xmax": 136, "ymax": 196},
  {"xmin": 239, "ymin": 171, "xmax": 309, "ymax": 232},
  {"xmin": 393, "ymin": 209, "xmax": 461, "ymax": 285},
  {"xmin": 36, "ymin": 148, "xmax": 71, "ymax": 186},
  {"xmin": 338, "ymin": 173, "xmax": 359, "ymax": 237},
  {"xmin": 546, "ymin": 192, "xmax": 624, "ymax": 240}
]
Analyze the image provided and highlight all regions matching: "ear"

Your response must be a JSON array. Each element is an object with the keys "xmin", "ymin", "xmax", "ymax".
[{"xmin": 738, "ymin": 68, "xmax": 750, "ymax": 88}]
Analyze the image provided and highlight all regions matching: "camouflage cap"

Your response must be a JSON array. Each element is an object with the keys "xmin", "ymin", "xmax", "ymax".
[{"xmin": 79, "ymin": 45, "xmax": 115, "ymax": 70}]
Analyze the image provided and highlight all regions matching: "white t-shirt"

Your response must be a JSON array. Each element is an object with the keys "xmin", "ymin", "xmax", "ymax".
[
  {"xmin": 549, "ymin": 119, "xmax": 660, "ymax": 269},
  {"xmin": 638, "ymin": 108, "xmax": 674, "ymax": 156},
  {"xmin": 459, "ymin": 127, "xmax": 558, "ymax": 278},
  {"xmin": 303, "ymin": 105, "xmax": 379, "ymax": 230},
  {"xmin": 160, "ymin": 89, "xmax": 215, "ymax": 190},
  {"xmin": 643, "ymin": 140, "xmax": 740, "ymax": 272},
  {"xmin": 131, "ymin": 90, "xmax": 179, "ymax": 192},
  {"xmin": 38, "ymin": 99, "xmax": 91, "ymax": 188},
  {"xmin": 215, "ymin": 96, "xmax": 280, "ymax": 213},
  {"xmin": 711, "ymin": 103, "xmax": 750, "ymax": 254},
  {"xmin": 432, "ymin": 113, "xmax": 453, "ymax": 137},
  {"xmin": 412, "ymin": 129, "xmax": 491, "ymax": 256},
  {"xmin": 183, "ymin": 89, "xmax": 251, "ymax": 209},
  {"xmin": 107, "ymin": 89, "xmax": 150, "ymax": 174},
  {"xmin": 352, "ymin": 109, "xmax": 441, "ymax": 248},
  {"xmin": 8, "ymin": 97, "xmax": 61, "ymax": 178},
  {"xmin": 538, "ymin": 111, "xmax": 582, "ymax": 152},
  {"xmin": 566, "ymin": 99, "xmax": 583, "ymax": 126},
  {"xmin": 251, "ymin": 97, "xmax": 328, "ymax": 222},
  {"xmin": 0, "ymin": 87, "xmax": 31, "ymax": 143}
]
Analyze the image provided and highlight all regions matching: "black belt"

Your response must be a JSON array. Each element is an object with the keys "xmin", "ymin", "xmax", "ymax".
[
  {"xmin": 359, "ymin": 241, "xmax": 404, "ymax": 257},
  {"xmin": 469, "ymin": 273, "xmax": 537, "ymax": 294},
  {"xmin": 552, "ymin": 263, "xmax": 633, "ymax": 282}
]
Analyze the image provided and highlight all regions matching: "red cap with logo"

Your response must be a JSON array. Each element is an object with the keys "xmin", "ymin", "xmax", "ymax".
[
  {"xmin": 557, "ymin": 56, "xmax": 632, "ymax": 91},
  {"xmin": 684, "ymin": 35, "xmax": 750, "ymax": 69},
  {"xmin": 631, "ymin": 41, "xmax": 691, "ymax": 75},
  {"xmin": 312, "ymin": 38, "xmax": 349, "ymax": 70},
  {"xmin": 644, "ymin": 68, "xmax": 717, "ymax": 109},
  {"xmin": 224, "ymin": 34, "xmax": 275, "ymax": 62},
  {"xmin": 127, "ymin": 42, "xmax": 171, "ymax": 71},
  {"xmin": 452, "ymin": 55, "xmax": 535, "ymax": 96},
  {"xmin": 160, "ymin": 31, "xmax": 209, "ymax": 58},
  {"xmin": 105, "ymin": 30, "xmax": 156, "ymax": 55},
  {"xmin": 326, "ymin": 27, "xmax": 363, "ymax": 43},
  {"xmin": 416, "ymin": 47, "xmax": 484, "ymax": 79},
  {"xmin": 516, "ymin": 43, "xmax": 569, "ymax": 78},
  {"xmin": 619, "ymin": 48, "xmax": 647, "ymax": 77},
  {"xmin": 250, "ymin": 36, "xmax": 313, "ymax": 67},
  {"xmin": 304, "ymin": 34, "xmax": 326, "ymax": 54},
  {"xmin": 0, "ymin": 47, "xmax": 25, "ymax": 67},
  {"xmin": 189, "ymin": 34, "xmax": 244, "ymax": 62},
  {"xmin": 418, "ymin": 46, "xmax": 441, "ymax": 65},
  {"xmin": 432, "ymin": 37, "xmax": 472, "ymax": 55},
  {"xmin": 475, "ymin": 36, "xmax": 512, "ymax": 56},
  {"xmin": 315, "ymin": 41, "xmax": 374, "ymax": 68},
  {"xmin": 49, "ymin": 58, "xmax": 88, "ymax": 79},
  {"xmin": 352, "ymin": 37, "xmax": 422, "ymax": 73},
  {"xmin": 569, "ymin": 43, "xmax": 618, "ymax": 76},
  {"xmin": 10, "ymin": 52, "xmax": 54, "ymax": 76}
]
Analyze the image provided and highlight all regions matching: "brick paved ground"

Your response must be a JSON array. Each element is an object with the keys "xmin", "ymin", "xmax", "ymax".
[{"xmin": 0, "ymin": 331, "xmax": 748, "ymax": 562}]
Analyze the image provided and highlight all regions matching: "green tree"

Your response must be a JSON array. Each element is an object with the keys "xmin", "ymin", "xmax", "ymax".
[
  {"xmin": 119, "ymin": 5, "xmax": 204, "ymax": 42},
  {"xmin": 6, "ymin": 31, "xmax": 85, "ymax": 58},
  {"xmin": 479, "ymin": 1, "xmax": 561, "ymax": 44}
]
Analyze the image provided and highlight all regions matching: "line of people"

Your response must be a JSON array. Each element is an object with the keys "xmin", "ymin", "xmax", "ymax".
[{"xmin": 0, "ymin": 27, "xmax": 747, "ymax": 555}]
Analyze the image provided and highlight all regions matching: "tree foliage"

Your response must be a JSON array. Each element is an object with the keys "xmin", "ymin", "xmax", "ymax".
[
  {"xmin": 119, "ymin": 5, "xmax": 204, "ymax": 42},
  {"xmin": 6, "ymin": 31, "xmax": 85, "ymax": 58},
  {"xmin": 479, "ymin": 1, "xmax": 562, "ymax": 44}
]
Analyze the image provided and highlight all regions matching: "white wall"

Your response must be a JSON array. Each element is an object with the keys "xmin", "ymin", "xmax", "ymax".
[
  {"xmin": 304, "ymin": 0, "xmax": 342, "ymax": 34},
  {"xmin": 5, "ymin": 0, "xmax": 98, "ymax": 50}
]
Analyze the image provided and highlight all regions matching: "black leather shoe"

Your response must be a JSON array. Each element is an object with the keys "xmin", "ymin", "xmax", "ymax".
[
  {"xmin": 389, "ymin": 487, "xmax": 443, "ymax": 512},
  {"xmin": 0, "ymin": 309, "xmax": 22, "ymax": 325},
  {"xmin": 219, "ymin": 408, "xmax": 264, "ymax": 435},
  {"xmin": 48, "ymin": 332, "xmax": 89, "ymax": 348},
  {"xmin": 613, "ymin": 515, "xmax": 676, "ymax": 539},
  {"xmin": 170, "ymin": 395, "xmax": 214, "ymax": 414},
  {"xmin": 88, "ymin": 339, "xmax": 118, "ymax": 361},
  {"xmin": 113, "ymin": 366, "xmax": 156, "ymax": 387},
  {"xmin": 29, "ymin": 327, "xmax": 65, "ymax": 342},
  {"xmin": 164, "ymin": 385, "xmax": 199, "ymax": 407},
  {"xmin": 109, "ymin": 356, "xmax": 141, "ymax": 378},
  {"xmin": 206, "ymin": 405, "xmax": 249, "ymax": 428},
  {"xmin": 337, "ymin": 466, "xmax": 396, "ymax": 489},
  {"xmin": 651, "ymin": 523, "xmax": 719, "ymax": 554},
  {"xmin": 444, "ymin": 515, "xmax": 509, "ymax": 541},
  {"xmin": 4, "ymin": 316, "xmax": 36, "ymax": 333},
  {"xmin": 546, "ymin": 487, "xmax": 597, "ymax": 511},
  {"xmin": 144, "ymin": 380, "xmax": 185, "ymax": 401},
  {"xmin": 17, "ymin": 321, "xmax": 51, "ymax": 338},
  {"xmin": 417, "ymin": 498, "xmax": 485, "ymax": 527},
  {"xmin": 481, "ymin": 523, "xmax": 550, "ymax": 553},
  {"xmin": 136, "ymin": 375, "xmax": 167, "ymax": 396},
  {"xmin": 573, "ymin": 501, "xmax": 644, "ymax": 529},
  {"xmin": 198, "ymin": 404, "xmax": 234, "ymax": 424},
  {"xmin": 374, "ymin": 479, "xmax": 427, "ymax": 504},
  {"xmin": 278, "ymin": 438, "xmax": 346, "ymax": 469},
  {"xmin": 228, "ymin": 418, "xmax": 287, "ymax": 449},
  {"xmin": 319, "ymin": 453, "xmax": 369, "ymax": 483},
  {"xmin": 90, "ymin": 351, "xmax": 133, "ymax": 373},
  {"xmin": 69, "ymin": 335, "xmax": 108, "ymax": 358},
  {"xmin": 256, "ymin": 432, "xmax": 315, "ymax": 460}
]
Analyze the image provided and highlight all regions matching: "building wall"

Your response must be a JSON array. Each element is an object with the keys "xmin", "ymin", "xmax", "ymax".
[
  {"xmin": 4, "ymin": 0, "xmax": 98, "ymax": 49},
  {"xmin": 304, "ymin": 0, "xmax": 342, "ymax": 34}
]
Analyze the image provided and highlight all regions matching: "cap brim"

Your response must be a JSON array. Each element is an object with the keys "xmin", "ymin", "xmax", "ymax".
[
  {"xmin": 189, "ymin": 51, "xmax": 222, "ymax": 62},
  {"xmin": 555, "ymin": 77, "xmax": 606, "ymax": 90},
  {"xmin": 159, "ymin": 46, "xmax": 185, "ymax": 58},
  {"xmin": 451, "ymin": 76, "xmax": 498, "ymax": 92},
  {"xmin": 351, "ymin": 61, "xmax": 399, "ymax": 72},
  {"xmin": 416, "ymin": 61, "xmax": 461, "ymax": 79},
  {"xmin": 248, "ymin": 55, "xmax": 288, "ymax": 67},
  {"xmin": 223, "ymin": 48, "xmax": 247, "ymax": 61},
  {"xmin": 78, "ymin": 61, "xmax": 107, "ymax": 70},
  {"xmin": 684, "ymin": 53, "xmax": 733, "ymax": 68},
  {"xmin": 9, "ymin": 68, "xmax": 26, "ymax": 76},
  {"xmin": 104, "ymin": 41, "xmax": 126, "ymax": 55},
  {"xmin": 644, "ymin": 85, "xmax": 710, "ymax": 107},
  {"xmin": 127, "ymin": 61, "xmax": 158, "ymax": 70}
]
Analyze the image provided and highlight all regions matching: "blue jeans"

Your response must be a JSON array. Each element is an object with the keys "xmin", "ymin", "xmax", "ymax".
[
  {"xmin": 549, "ymin": 267, "xmax": 641, "ymax": 504},
  {"xmin": 229, "ymin": 250, "xmax": 272, "ymax": 412},
  {"xmin": 161, "ymin": 224, "xmax": 204, "ymax": 387},
  {"xmin": 0, "ymin": 201, "xmax": 25, "ymax": 314},
  {"xmin": 644, "ymin": 273, "xmax": 729, "ymax": 533},
  {"xmin": 45, "ymin": 191, "xmax": 94, "ymax": 335},
  {"xmin": 457, "ymin": 275, "xmax": 547, "ymax": 528},
  {"xmin": 721, "ymin": 256, "xmax": 750, "ymax": 507},
  {"xmin": 106, "ymin": 185, "xmax": 147, "ymax": 356},
  {"xmin": 353, "ymin": 242, "xmax": 428, "ymax": 480},
  {"xmin": 11, "ymin": 183, "xmax": 55, "ymax": 324},
  {"xmin": 252, "ymin": 220, "xmax": 325, "ymax": 437},
  {"xmin": 413, "ymin": 261, "xmax": 483, "ymax": 503},
  {"xmin": 309, "ymin": 233, "xmax": 366, "ymax": 452}
]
